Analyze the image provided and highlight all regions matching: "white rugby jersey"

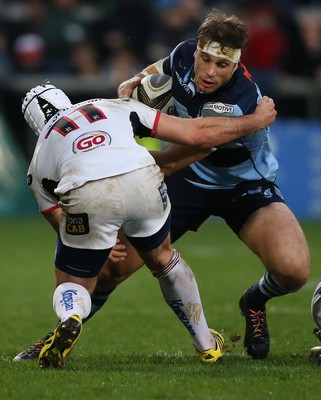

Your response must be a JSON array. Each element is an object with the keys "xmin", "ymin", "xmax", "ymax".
[{"xmin": 27, "ymin": 98, "xmax": 160, "ymax": 212}]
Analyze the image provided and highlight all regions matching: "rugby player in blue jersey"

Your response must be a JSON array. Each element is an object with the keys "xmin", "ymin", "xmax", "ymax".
[
  {"xmin": 14, "ymin": 8, "xmax": 309, "ymax": 362},
  {"xmin": 116, "ymin": 9, "xmax": 310, "ymax": 360}
]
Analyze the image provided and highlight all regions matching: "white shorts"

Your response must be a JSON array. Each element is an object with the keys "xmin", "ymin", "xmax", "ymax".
[{"xmin": 58, "ymin": 165, "xmax": 171, "ymax": 250}]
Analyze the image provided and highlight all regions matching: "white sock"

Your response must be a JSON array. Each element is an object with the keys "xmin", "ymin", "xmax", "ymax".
[
  {"xmin": 53, "ymin": 282, "xmax": 92, "ymax": 322},
  {"xmin": 153, "ymin": 250, "xmax": 215, "ymax": 352}
]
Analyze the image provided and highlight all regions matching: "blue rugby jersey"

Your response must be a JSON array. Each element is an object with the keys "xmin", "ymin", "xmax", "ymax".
[{"xmin": 162, "ymin": 39, "xmax": 278, "ymax": 190}]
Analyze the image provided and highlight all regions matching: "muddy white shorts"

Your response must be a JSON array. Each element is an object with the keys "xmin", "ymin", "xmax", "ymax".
[{"xmin": 58, "ymin": 164, "xmax": 171, "ymax": 250}]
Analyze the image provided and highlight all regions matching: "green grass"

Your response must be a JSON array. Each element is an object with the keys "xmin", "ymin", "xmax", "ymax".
[{"xmin": 1, "ymin": 217, "xmax": 321, "ymax": 399}]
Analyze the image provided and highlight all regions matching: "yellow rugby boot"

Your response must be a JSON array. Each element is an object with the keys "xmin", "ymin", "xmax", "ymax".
[
  {"xmin": 38, "ymin": 314, "xmax": 82, "ymax": 369},
  {"xmin": 196, "ymin": 329, "xmax": 224, "ymax": 363}
]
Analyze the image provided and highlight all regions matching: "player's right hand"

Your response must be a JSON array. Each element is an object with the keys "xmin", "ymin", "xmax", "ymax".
[
  {"xmin": 108, "ymin": 239, "xmax": 127, "ymax": 263},
  {"xmin": 117, "ymin": 76, "xmax": 142, "ymax": 98},
  {"xmin": 255, "ymin": 96, "xmax": 277, "ymax": 129}
]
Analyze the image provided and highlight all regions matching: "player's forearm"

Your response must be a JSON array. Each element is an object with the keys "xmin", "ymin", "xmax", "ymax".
[
  {"xmin": 197, "ymin": 114, "xmax": 264, "ymax": 147},
  {"xmin": 190, "ymin": 114, "xmax": 266, "ymax": 148},
  {"xmin": 150, "ymin": 144, "xmax": 210, "ymax": 176}
]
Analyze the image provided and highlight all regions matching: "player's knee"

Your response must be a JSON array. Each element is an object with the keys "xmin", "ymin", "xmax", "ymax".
[
  {"xmin": 289, "ymin": 270, "xmax": 310, "ymax": 291},
  {"xmin": 295, "ymin": 250, "xmax": 311, "ymax": 285},
  {"xmin": 278, "ymin": 255, "xmax": 310, "ymax": 291}
]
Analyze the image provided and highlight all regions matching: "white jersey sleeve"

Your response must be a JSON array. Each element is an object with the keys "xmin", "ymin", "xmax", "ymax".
[
  {"xmin": 27, "ymin": 142, "xmax": 59, "ymax": 212},
  {"xmin": 126, "ymin": 98, "xmax": 161, "ymax": 127}
]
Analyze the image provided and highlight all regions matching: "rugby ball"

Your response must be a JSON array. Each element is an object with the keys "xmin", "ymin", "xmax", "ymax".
[{"xmin": 132, "ymin": 74, "xmax": 174, "ymax": 114}]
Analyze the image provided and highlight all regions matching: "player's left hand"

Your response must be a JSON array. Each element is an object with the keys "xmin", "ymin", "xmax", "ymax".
[{"xmin": 118, "ymin": 76, "xmax": 142, "ymax": 98}]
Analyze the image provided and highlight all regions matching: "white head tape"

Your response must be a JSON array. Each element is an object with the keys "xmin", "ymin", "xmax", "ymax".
[{"xmin": 197, "ymin": 41, "xmax": 241, "ymax": 63}]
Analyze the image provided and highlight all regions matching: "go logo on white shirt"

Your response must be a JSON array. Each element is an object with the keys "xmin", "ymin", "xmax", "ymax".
[{"xmin": 72, "ymin": 131, "xmax": 111, "ymax": 153}]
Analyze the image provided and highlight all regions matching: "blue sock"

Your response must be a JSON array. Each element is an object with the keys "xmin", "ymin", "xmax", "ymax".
[
  {"xmin": 83, "ymin": 289, "xmax": 114, "ymax": 323},
  {"xmin": 246, "ymin": 271, "xmax": 289, "ymax": 308}
]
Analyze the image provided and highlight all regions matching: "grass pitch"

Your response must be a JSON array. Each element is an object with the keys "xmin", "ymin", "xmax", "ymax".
[{"xmin": 1, "ymin": 217, "xmax": 321, "ymax": 400}]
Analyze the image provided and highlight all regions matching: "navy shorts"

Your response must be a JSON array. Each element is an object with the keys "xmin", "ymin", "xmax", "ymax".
[
  {"xmin": 165, "ymin": 167, "xmax": 285, "ymax": 241},
  {"xmin": 54, "ymin": 214, "xmax": 171, "ymax": 279},
  {"xmin": 55, "ymin": 237, "xmax": 111, "ymax": 279}
]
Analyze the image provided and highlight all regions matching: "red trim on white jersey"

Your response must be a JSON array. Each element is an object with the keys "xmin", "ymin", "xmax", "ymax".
[
  {"xmin": 151, "ymin": 110, "xmax": 161, "ymax": 138},
  {"xmin": 41, "ymin": 204, "xmax": 60, "ymax": 214}
]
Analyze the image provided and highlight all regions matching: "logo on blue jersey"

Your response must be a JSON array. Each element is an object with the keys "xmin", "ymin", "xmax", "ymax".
[
  {"xmin": 175, "ymin": 71, "xmax": 192, "ymax": 94},
  {"xmin": 202, "ymin": 102, "xmax": 234, "ymax": 115}
]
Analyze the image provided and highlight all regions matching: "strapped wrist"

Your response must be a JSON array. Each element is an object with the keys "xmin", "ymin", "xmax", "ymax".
[{"xmin": 136, "ymin": 70, "xmax": 149, "ymax": 80}]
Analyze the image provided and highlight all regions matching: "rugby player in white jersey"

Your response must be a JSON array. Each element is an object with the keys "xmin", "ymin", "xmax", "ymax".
[{"xmin": 16, "ymin": 82, "xmax": 275, "ymax": 368}]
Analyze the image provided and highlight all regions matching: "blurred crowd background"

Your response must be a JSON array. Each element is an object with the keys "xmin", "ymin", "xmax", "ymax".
[{"xmin": 0, "ymin": 0, "xmax": 321, "ymax": 161}]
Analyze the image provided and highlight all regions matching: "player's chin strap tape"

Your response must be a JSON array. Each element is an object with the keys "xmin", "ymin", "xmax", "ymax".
[{"xmin": 130, "ymin": 111, "xmax": 154, "ymax": 138}]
